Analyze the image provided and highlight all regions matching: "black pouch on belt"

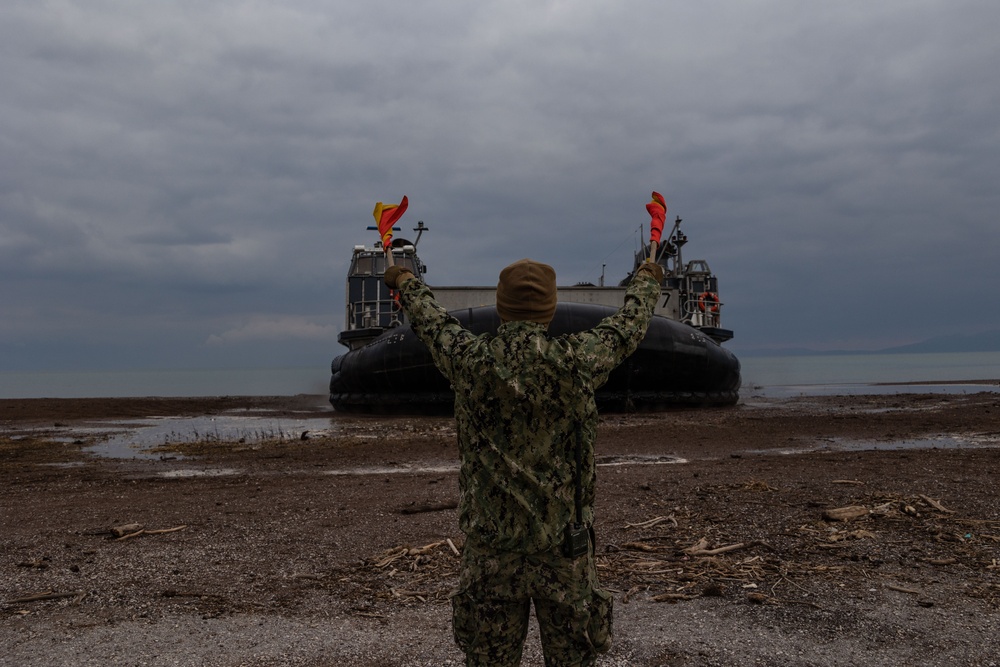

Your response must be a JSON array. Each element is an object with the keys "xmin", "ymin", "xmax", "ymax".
[{"xmin": 563, "ymin": 523, "xmax": 590, "ymax": 558}]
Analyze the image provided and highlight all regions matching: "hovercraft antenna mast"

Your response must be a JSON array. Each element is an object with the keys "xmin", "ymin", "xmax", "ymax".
[
  {"xmin": 412, "ymin": 220, "xmax": 428, "ymax": 247},
  {"xmin": 666, "ymin": 216, "xmax": 686, "ymax": 277}
]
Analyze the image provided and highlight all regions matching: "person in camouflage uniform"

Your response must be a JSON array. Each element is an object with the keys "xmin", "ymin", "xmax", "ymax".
[{"xmin": 384, "ymin": 256, "xmax": 663, "ymax": 666}]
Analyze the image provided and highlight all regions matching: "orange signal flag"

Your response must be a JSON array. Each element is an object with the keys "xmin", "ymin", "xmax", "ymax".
[
  {"xmin": 646, "ymin": 191, "xmax": 667, "ymax": 244},
  {"xmin": 373, "ymin": 196, "xmax": 408, "ymax": 248}
]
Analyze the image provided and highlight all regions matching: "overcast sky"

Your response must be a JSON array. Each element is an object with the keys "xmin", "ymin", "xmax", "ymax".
[{"xmin": 3, "ymin": 0, "xmax": 999, "ymax": 377}]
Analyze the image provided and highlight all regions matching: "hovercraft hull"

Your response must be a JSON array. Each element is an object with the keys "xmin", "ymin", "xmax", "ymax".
[{"xmin": 329, "ymin": 302, "xmax": 741, "ymax": 414}]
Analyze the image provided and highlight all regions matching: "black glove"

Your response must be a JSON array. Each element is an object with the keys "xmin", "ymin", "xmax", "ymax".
[
  {"xmin": 635, "ymin": 261, "xmax": 664, "ymax": 284},
  {"xmin": 384, "ymin": 265, "xmax": 415, "ymax": 289}
]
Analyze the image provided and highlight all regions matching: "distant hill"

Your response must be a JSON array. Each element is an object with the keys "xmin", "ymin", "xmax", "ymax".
[
  {"xmin": 736, "ymin": 330, "xmax": 1000, "ymax": 357},
  {"xmin": 878, "ymin": 330, "xmax": 1000, "ymax": 354}
]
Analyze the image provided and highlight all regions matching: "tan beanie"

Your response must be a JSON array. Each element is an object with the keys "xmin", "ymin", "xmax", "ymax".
[{"xmin": 496, "ymin": 259, "xmax": 557, "ymax": 324}]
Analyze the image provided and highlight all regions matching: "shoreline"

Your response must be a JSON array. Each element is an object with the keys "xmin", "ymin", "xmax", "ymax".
[{"xmin": 3, "ymin": 377, "xmax": 1000, "ymax": 416}]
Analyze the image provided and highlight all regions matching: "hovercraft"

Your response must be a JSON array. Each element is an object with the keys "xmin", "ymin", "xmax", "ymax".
[{"xmin": 330, "ymin": 218, "xmax": 741, "ymax": 414}]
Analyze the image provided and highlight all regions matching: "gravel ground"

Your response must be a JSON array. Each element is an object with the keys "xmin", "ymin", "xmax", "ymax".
[{"xmin": 2, "ymin": 392, "xmax": 999, "ymax": 666}]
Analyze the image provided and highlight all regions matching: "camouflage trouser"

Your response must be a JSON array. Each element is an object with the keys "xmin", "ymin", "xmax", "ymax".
[{"xmin": 451, "ymin": 537, "xmax": 613, "ymax": 667}]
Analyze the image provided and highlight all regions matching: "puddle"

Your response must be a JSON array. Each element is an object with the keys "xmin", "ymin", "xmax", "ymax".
[
  {"xmin": 318, "ymin": 454, "xmax": 687, "ymax": 477},
  {"xmin": 324, "ymin": 463, "xmax": 460, "ymax": 476},
  {"xmin": 85, "ymin": 414, "xmax": 337, "ymax": 460},
  {"xmin": 158, "ymin": 468, "xmax": 242, "ymax": 478},
  {"xmin": 749, "ymin": 383, "xmax": 1000, "ymax": 399},
  {"xmin": 815, "ymin": 435, "xmax": 998, "ymax": 452},
  {"xmin": 744, "ymin": 433, "xmax": 1000, "ymax": 456},
  {"xmin": 596, "ymin": 454, "xmax": 686, "ymax": 466}
]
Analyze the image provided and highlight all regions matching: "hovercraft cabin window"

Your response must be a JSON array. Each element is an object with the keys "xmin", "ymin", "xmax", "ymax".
[
  {"xmin": 349, "ymin": 254, "xmax": 417, "ymax": 277},
  {"xmin": 347, "ymin": 252, "xmax": 417, "ymax": 330}
]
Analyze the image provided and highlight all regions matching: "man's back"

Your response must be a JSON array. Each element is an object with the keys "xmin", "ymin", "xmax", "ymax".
[{"xmin": 398, "ymin": 269, "xmax": 661, "ymax": 553}]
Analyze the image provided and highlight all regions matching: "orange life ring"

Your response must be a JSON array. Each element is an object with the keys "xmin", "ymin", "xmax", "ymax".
[{"xmin": 698, "ymin": 292, "xmax": 720, "ymax": 313}]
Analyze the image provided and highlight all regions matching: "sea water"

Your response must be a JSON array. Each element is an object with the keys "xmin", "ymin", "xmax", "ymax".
[
  {"xmin": 2, "ymin": 351, "xmax": 1000, "ymax": 400},
  {"xmin": 0, "ymin": 366, "xmax": 328, "ymax": 400},
  {"xmin": 739, "ymin": 351, "xmax": 1000, "ymax": 398}
]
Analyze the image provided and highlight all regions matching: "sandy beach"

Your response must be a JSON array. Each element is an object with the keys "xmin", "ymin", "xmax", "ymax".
[{"xmin": 2, "ymin": 392, "xmax": 999, "ymax": 666}]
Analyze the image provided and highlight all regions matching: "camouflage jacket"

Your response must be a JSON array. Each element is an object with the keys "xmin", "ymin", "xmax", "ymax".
[{"xmin": 398, "ymin": 272, "xmax": 660, "ymax": 553}]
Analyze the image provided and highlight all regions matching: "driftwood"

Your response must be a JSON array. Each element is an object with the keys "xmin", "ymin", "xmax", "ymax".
[
  {"xmin": 115, "ymin": 525, "xmax": 187, "ymax": 541},
  {"xmin": 650, "ymin": 591, "xmax": 699, "ymax": 603},
  {"xmin": 831, "ymin": 479, "xmax": 865, "ymax": 486},
  {"xmin": 374, "ymin": 547, "xmax": 409, "ymax": 568},
  {"xmin": 390, "ymin": 588, "xmax": 430, "ymax": 601},
  {"xmin": 373, "ymin": 540, "xmax": 458, "ymax": 569},
  {"xmin": 886, "ymin": 584, "xmax": 921, "ymax": 595},
  {"xmin": 683, "ymin": 538, "xmax": 772, "ymax": 557},
  {"xmin": 111, "ymin": 523, "xmax": 144, "ymax": 537},
  {"xmin": 822, "ymin": 506, "xmax": 869, "ymax": 522},
  {"xmin": 625, "ymin": 515, "xmax": 678, "ymax": 529},
  {"xmin": 446, "ymin": 538, "xmax": 461, "ymax": 557},
  {"xmin": 926, "ymin": 557, "xmax": 957, "ymax": 566},
  {"xmin": 919, "ymin": 494, "xmax": 954, "ymax": 514},
  {"xmin": 688, "ymin": 542, "xmax": 748, "ymax": 557},
  {"xmin": 407, "ymin": 541, "xmax": 446, "ymax": 556},
  {"xmin": 8, "ymin": 590, "xmax": 85, "ymax": 604}
]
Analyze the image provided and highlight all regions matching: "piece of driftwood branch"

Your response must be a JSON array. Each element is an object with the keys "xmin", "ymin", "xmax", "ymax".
[
  {"xmin": 822, "ymin": 506, "xmax": 869, "ymax": 522},
  {"xmin": 886, "ymin": 584, "xmax": 921, "ymax": 595},
  {"xmin": 114, "ymin": 525, "xmax": 187, "ymax": 541},
  {"xmin": 374, "ymin": 547, "xmax": 408, "ymax": 568},
  {"xmin": 831, "ymin": 479, "xmax": 865, "ymax": 486},
  {"xmin": 687, "ymin": 542, "xmax": 748, "ymax": 557},
  {"xmin": 407, "ymin": 541, "xmax": 445, "ymax": 556},
  {"xmin": 8, "ymin": 590, "xmax": 85, "ymax": 604},
  {"xmin": 684, "ymin": 538, "xmax": 772, "ymax": 557},
  {"xmin": 919, "ymin": 494, "xmax": 955, "ymax": 514},
  {"xmin": 625, "ymin": 515, "xmax": 678, "ymax": 529},
  {"xmin": 651, "ymin": 591, "xmax": 699, "ymax": 603},
  {"xmin": 684, "ymin": 537, "xmax": 775, "ymax": 556},
  {"xmin": 446, "ymin": 538, "xmax": 460, "ymax": 557},
  {"xmin": 115, "ymin": 530, "xmax": 146, "ymax": 541},
  {"xmin": 390, "ymin": 588, "xmax": 430, "ymax": 602},
  {"xmin": 111, "ymin": 523, "xmax": 144, "ymax": 538}
]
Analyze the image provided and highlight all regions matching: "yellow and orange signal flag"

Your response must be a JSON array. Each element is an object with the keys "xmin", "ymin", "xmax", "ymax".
[
  {"xmin": 373, "ymin": 196, "xmax": 408, "ymax": 249},
  {"xmin": 646, "ymin": 191, "xmax": 667, "ymax": 245}
]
